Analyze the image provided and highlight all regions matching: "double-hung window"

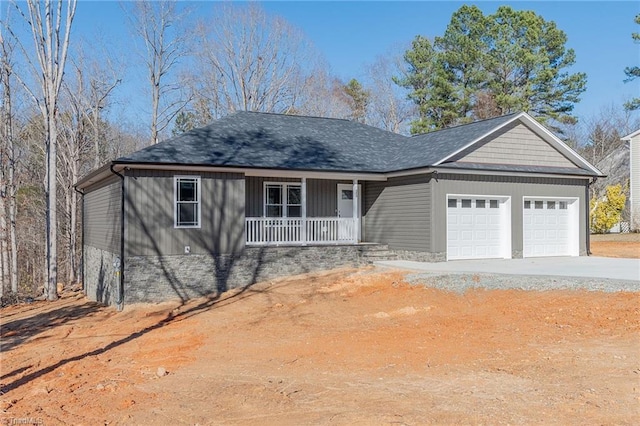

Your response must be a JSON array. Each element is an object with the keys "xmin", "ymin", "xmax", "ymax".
[
  {"xmin": 264, "ymin": 183, "xmax": 302, "ymax": 218},
  {"xmin": 174, "ymin": 176, "xmax": 201, "ymax": 228}
]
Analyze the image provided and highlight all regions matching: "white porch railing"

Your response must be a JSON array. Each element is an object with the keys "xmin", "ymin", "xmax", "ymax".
[{"xmin": 246, "ymin": 217, "xmax": 357, "ymax": 246}]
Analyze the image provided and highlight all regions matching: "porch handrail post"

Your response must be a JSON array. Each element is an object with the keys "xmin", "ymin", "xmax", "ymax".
[
  {"xmin": 352, "ymin": 179, "xmax": 359, "ymax": 243},
  {"xmin": 301, "ymin": 177, "xmax": 307, "ymax": 245}
]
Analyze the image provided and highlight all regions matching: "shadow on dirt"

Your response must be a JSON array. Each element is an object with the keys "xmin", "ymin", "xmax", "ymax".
[
  {"xmin": 1, "ymin": 299, "xmax": 104, "ymax": 353},
  {"xmin": 0, "ymin": 281, "xmax": 272, "ymax": 395}
]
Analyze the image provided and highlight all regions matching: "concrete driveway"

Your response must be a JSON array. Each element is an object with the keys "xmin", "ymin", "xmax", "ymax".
[{"xmin": 376, "ymin": 256, "xmax": 640, "ymax": 282}]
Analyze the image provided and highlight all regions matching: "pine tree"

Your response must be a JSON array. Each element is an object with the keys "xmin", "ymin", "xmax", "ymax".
[
  {"xmin": 398, "ymin": 5, "xmax": 587, "ymax": 133},
  {"xmin": 624, "ymin": 14, "xmax": 640, "ymax": 111}
]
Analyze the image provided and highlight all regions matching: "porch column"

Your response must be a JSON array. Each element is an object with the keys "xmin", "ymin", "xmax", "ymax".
[
  {"xmin": 301, "ymin": 177, "xmax": 307, "ymax": 245},
  {"xmin": 352, "ymin": 179, "xmax": 359, "ymax": 243}
]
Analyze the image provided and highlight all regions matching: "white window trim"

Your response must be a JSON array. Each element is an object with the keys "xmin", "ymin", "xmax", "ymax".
[
  {"xmin": 263, "ymin": 181, "xmax": 302, "ymax": 218},
  {"xmin": 174, "ymin": 175, "xmax": 201, "ymax": 228}
]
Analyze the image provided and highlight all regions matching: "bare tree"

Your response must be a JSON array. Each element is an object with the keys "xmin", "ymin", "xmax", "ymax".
[
  {"xmin": 578, "ymin": 103, "xmax": 639, "ymax": 164},
  {"xmin": 0, "ymin": 25, "xmax": 18, "ymax": 294},
  {"xmin": 10, "ymin": 0, "xmax": 77, "ymax": 300},
  {"xmin": 127, "ymin": 0, "xmax": 192, "ymax": 144},
  {"xmin": 58, "ymin": 66, "xmax": 87, "ymax": 285},
  {"xmin": 366, "ymin": 53, "xmax": 415, "ymax": 134},
  {"xmin": 193, "ymin": 3, "xmax": 313, "ymax": 118},
  {"xmin": 295, "ymin": 66, "xmax": 351, "ymax": 119},
  {"xmin": 69, "ymin": 44, "xmax": 121, "ymax": 169}
]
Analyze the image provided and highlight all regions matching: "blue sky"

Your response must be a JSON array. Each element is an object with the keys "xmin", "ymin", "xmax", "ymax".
[
  {"xmin": 15, "ymin": 1, "xmax": 640, "ymax": 127},
  {"xmin": 259, "ymin": 1, "xmax": 640, "ymax": 120}
]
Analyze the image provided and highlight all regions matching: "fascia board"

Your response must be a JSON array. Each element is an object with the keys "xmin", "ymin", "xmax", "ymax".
[
  {"xmin": 75, "ymin": 163, "xmax": 124, "ymax": 190},
  {"xmin": 431, "ymin": 166, "xmax": 596, "ymax": 180},
  {"xmin": 622, "ymin": 129, "xmax": 640, "ymax": 140},
  {"xmin": 517, "ymin": 113, "xmax": 604, "ymax": 176},
  {"xmin": 106, "ymin": 162, "xmax": 388, "ymax": 182}
]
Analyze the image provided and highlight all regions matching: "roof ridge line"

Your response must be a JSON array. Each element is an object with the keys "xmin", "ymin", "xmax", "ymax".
[{"xmin": 236, "ymin": 110, "xmax": 352, "ymax": 122}]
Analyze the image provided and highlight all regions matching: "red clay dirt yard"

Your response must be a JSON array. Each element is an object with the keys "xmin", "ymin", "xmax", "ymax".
[{"xmin": 1, "ymin": 245, "xmax": 639, "ymax": 425}]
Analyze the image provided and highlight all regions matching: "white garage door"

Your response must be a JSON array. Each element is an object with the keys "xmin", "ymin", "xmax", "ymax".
[
  {"xmin": 447, "ymin": 196, "xmax": 510, "ymax": 260},
  {"xmin": 523, "ymin": 198, "xmax": 578, "ymax": 257}
]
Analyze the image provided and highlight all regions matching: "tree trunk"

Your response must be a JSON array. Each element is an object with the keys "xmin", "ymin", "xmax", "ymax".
[
  {"xmin": 47, "ymin": 109, "xmax": 58, "ymax": 301},
  {"xmin": 93, "ymin": 96, "xmax": 101, "ymax": 169},
  {"xmin": 0, "ymin": 164, "xmax": 7, "ymax": 293},
  {"xmin": 68, "ymin": 161, "xmax": 78, "ymax": 285},
  {"xmin": 0, "ymin": 201, "xmax": 6, "ymax": 297},
  {"xmin": 9, "ymin": 163, "xmax": 17, "ymax": 293},
  {"xmin": 0, "ymin": 38, "xmax": 15, "ymax": 295},
  {"xmin": 151, "ymin": 80, "xmax": 160, "ymax": 144},
  {"xmin": 4, "ymin": 66, "xmax": 18, "ymax": 294},
  {"xmin": 20, "ymin": 0, "xmax": 77, "ymax": 300}
]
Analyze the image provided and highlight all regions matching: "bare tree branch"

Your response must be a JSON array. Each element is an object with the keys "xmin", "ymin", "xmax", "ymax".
[{"xmin": 126, "ymin": 0, "xmax": 192, "ymax": 144}]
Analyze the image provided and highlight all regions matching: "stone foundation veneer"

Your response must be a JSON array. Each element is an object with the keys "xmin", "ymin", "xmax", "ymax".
[
  {"xmin": 84, "ymin": 245, "xmax": 121, "ymax": 305},
  {"xmin": 123, "ymin": 245, "xmax": 367, "ymax": 304},
  {"xmin": 93, "ymin": 243, "xmax": 576, "ymax": 306},
  {"xmin": 391, "ymin": 250, "xmax": 446, "ymax": 263}
]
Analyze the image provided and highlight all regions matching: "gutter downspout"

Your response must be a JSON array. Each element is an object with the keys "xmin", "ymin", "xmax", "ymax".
[
  {"xmin": 73, "ymin": 185, "xmax": 85, "ymax": 293},
  {"xmin": 586, "ymin": 177, "xmax": 596, "ymax": 256},
  {"xmin": 110, "ymin": 164, "xmax": 125, "ymax": 311}
]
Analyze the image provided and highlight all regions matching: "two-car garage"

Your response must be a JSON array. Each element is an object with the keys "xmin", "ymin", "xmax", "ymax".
[{"xmin": 447, "ymin": 194, "xmax": 579, "ymax": 260}]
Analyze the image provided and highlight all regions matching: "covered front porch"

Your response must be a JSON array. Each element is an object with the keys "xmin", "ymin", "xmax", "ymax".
[{"xmin": 244, "ymin": 174, "xmax": 374, "ymax": 246}]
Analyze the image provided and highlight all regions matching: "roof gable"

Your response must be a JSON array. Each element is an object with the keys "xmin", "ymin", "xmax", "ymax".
[
  {"xmin": 407, "ymin": 112, "xmax": 601, "ymax": 176},
  {"xmin": 390, "ymin": 113, "xmax": 520, "ymax": 171},
  {"xmin": 451, "ymin": 121, "xmax": 578, "ymax": 169}
]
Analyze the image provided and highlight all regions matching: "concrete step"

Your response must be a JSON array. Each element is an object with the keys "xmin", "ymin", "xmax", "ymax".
[{"xmin": 358, "ymin": 244, "xmax": 397, "ymax": 262}]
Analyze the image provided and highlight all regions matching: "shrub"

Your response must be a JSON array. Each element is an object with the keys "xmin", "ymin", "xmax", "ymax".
[{"xmin": 590, "ymin": 184, "xmax": 627, "ymax": 233}]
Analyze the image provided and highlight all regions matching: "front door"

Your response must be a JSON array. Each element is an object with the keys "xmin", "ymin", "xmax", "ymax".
[{"xmin": 337, "ymin": 184, "xmax": 361, "ymax": 241}]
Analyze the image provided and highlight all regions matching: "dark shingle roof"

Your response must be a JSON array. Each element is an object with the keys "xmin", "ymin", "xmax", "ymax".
[
  {"xmin": 115, "ymin": 110, "xmax": 597, "ymax": 176},
  {"xmin": 117, "ymin": 111, "xmax": 405, "ymax": 173},
  {"xmin": 389, "ymin": 113, "xmax": 520, "ymax": 171}
]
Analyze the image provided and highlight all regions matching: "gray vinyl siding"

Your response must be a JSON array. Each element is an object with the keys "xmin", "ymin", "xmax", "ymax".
[
  {"xmin": 455, "ymin": 122, "xmax": 578, "ymax": 168},
  {"xmin": 364, "ymin": 174, "xmax": 431, "ymax": 251},
  {"xmin": 245, "ymin": 176, "xmax": 352, "ymax": 217},
  {"xmin": 125, "ymin": 170, "xmax": 245, "ymax": 256},
  {"xmin": 431, "ymin": 173, "xmax": 588, "ymax": 255},
  {"xmin": 84, "ymin": 175, "xmax": 121, "ymax": 253}
]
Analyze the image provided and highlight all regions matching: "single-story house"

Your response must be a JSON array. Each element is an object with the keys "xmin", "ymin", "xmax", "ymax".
[
  {"xmin": 622, "ymin": 130, "xmax": 640, "ymax": 231},
  {"xmin": 75, "ymin": 111, "xmax": 603, "ymax": 307}
]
